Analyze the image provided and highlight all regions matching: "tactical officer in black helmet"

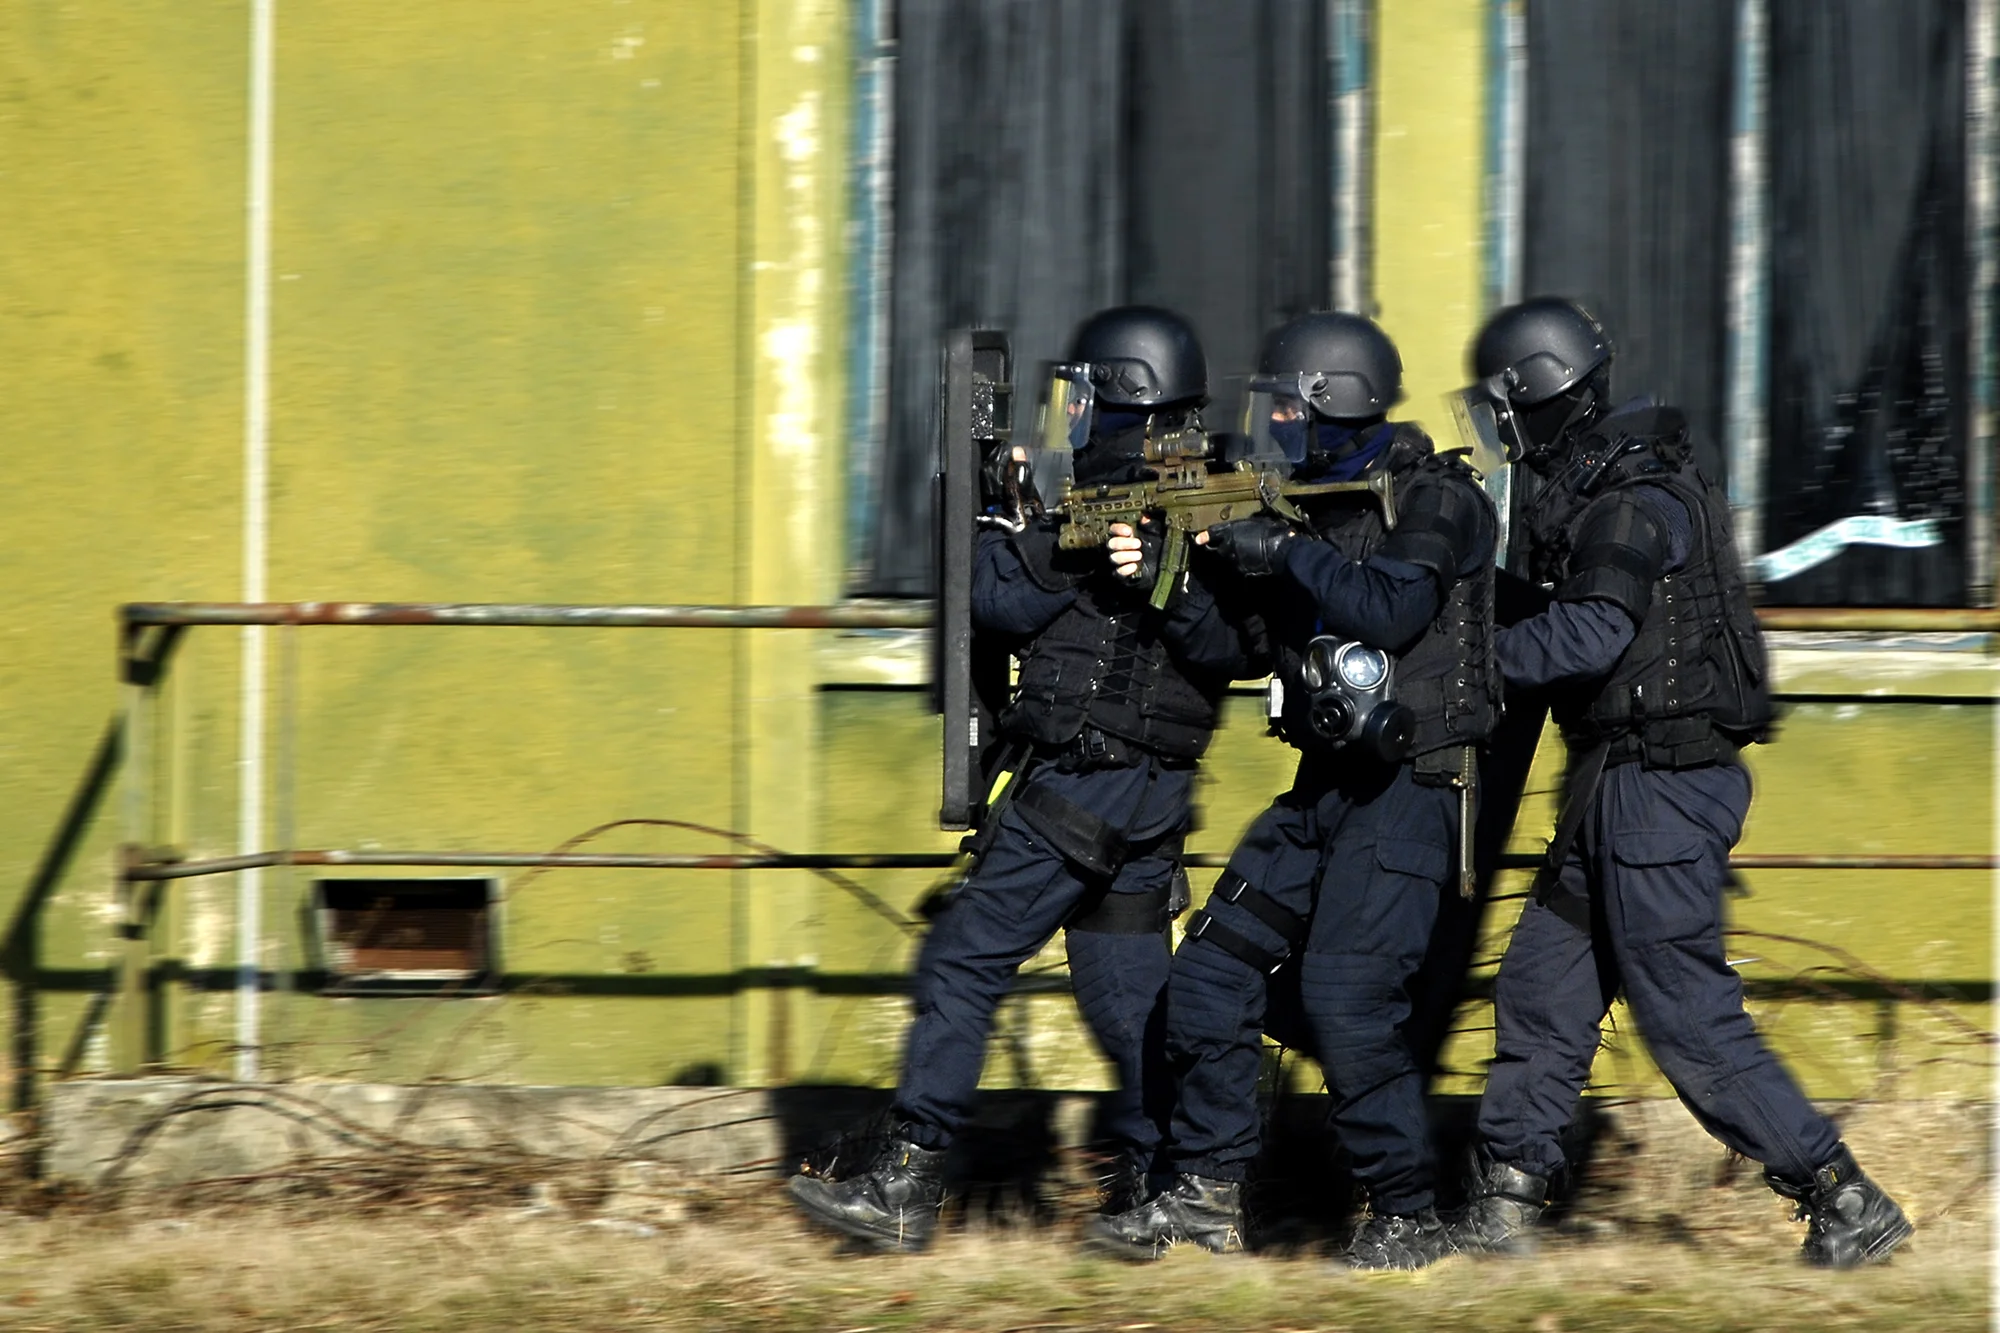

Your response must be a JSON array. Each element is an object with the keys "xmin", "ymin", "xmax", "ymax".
[
  {"xmin": 787, "ymin": 306, "xmax": 1243, "ymax": 1251},
  {"xmin": 1087, "ymin": 312, "xmax": 1501, "ymax": 1271},
  {"xmin": 1447, "ymin": 296, "xmax": 1912, "ymax": 1269}
]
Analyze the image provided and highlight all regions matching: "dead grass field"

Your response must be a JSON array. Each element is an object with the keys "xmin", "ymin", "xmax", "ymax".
[{"xmin": 0, "ymin": 1190, "xmax": 1984, "ymax": 1333}]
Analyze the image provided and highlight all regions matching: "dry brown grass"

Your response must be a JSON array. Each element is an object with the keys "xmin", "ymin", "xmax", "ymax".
[{"xmin": 0, "ymin": 1185, "xmax": 1983, "ymax": 1333}]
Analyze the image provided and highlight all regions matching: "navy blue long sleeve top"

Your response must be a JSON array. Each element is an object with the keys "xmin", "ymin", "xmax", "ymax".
[
  {"xmin": 972, "ymin": 529, "xmax": 1075, "ymax": 637},
  {"xmin": 1496, "ymin": 484, "xmax": 1693, "ymax": 689},
  {"xmin": 1267, "ymin": 470, "xmax": 1497, "ymax": 653},
  {"xmin": 1276, "ymin": 541, "xmax": 1440, "ymax": 653}
]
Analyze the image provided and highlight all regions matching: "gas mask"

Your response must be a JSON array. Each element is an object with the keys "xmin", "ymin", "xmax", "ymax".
[{"xmin": 1268, "ymin": 636, "xmax": 1415, "ymax": 762}]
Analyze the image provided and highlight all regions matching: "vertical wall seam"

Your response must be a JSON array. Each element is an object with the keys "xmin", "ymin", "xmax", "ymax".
[
  {"xmin": 1330, "ymin": 0, "xmax": 1374, "ymax": 313},
  {"xmin": 1481, "ymin": 0, "xmax": 1526, "ymax": 565},
  {"xmin": 1966, "ymin": 0, "xmax": 1996, "ymax": 604},
  {"xmin": 844, "ymin": 0, "xmax": 894, "ymax": 585},
  {"xmin": 1724, "ymin": 0, "xmax": 1770, "ymax": 562},
  {"xmin": 1482, "ymin": 0, "xmax": 1525, "ymax": 314},
  {"xmin": 236, "ymin": 0, "xmax": 276, "ymax": 1084}
]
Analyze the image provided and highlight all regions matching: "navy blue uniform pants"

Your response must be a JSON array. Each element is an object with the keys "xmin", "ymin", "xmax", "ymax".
[
  {"xmin": 1164, "ymin": 759, "xmax": 1456, "ymax": 1214},
  {"xmin": 1477, "ymin": 759, "xmax": 1840, "ymax": 1182},
  {"xmin": 893, "ymin": 763, "xmax": 1186, "ymax": 1161}
]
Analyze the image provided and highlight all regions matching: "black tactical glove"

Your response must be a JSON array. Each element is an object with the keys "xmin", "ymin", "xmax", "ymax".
[
  {"xmin": 980, "ymin": 444, "xmax": 1037, "ymax": 523},
  {"xmin": 1204, "ymin": 514, "xmax": 1297, "ymax": 577},
  {"xmin": 1113, "ymin": 519, "xmax": 1165, "ymax": 593}
]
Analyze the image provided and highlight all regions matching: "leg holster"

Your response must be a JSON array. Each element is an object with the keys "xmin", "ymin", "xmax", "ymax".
[
  {"xmin": 1182, "ymin": 871, "xmax": 1307, "ymax": 974},
  {"xmin": 1067, "ymin": 831, "xmax": 1186, "ymax": 936},
  {"xmin": 1013, "ymin": 778, "xmax": 1129, "ymax": 878}
]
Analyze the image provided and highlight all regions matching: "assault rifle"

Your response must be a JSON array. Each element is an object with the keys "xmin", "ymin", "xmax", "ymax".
[
  {"xmin": 1051, "ymin": 423, "xmax": 1398, "ymax": 609},
  {"xmin": 934, "ymin": 327, "xmax": 1398, "ymax": 829}
]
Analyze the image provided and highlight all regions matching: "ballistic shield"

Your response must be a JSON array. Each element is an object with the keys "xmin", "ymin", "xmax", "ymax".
[{"xmin": 936, "ymin": 329, "xmax": 1017, "ymax": 831}]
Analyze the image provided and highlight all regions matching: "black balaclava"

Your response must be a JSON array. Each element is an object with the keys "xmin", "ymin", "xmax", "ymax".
[
  {"xmin": 1071, "ymin": 403, "xmax": 1198, "ymax": 485},
  {"xmin": 1519, "ymin": 367, "xmax": 1610, "ymax": 474}
]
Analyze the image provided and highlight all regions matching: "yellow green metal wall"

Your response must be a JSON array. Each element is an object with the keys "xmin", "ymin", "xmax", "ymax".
[
  {"xmin": 0, "ymin": 0, "xmax": 1989, "ymax": 1110},
  {"xmin": 3, "ymin": 2, "xmax": 248, "ymax": 1098},
  {"xmin": 1373, "ymin": 0, "xmax": 1488, "ymax": 425},
  {"xmin": 1, "ymin": 0, "xmax": 851, "ymax": 1095}
]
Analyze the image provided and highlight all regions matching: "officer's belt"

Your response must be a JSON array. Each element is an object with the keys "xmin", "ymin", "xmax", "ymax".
[
  {"xmin": 1183, "ymin": 872, "xmax": 1307, "ymax": 974},
  {"xmin": 1531, "ymin": 738, "xmax": 1611, "ymax": 934}
]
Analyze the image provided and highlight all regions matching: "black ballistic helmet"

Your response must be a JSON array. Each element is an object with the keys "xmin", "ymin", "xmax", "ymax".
[
  {"xmin": 1253, "ymin": 311, "xmax": 1403, "ymax": 419},
  {"xmin": 1466, "ymin": 297, "xmax": 1613, "ymax": 464},
  {"xmin": 1471, "ymin": 296, "xmax": 1611, "ymax": 406},
  {"xmin": 1066, "ymin": 305, "xmax": 1208, "ymax": 407}
]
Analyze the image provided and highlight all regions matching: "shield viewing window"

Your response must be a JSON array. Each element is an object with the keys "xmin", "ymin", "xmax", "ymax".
[{"xmin": 314, "ymin": 878, "xmax": 498, "ymax": 995}]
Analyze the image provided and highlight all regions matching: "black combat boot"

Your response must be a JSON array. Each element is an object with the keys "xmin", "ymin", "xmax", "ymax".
[
  {"xmin": 1766, "ymin": 1144, "xmax": 1913, "ymax": 1269},
  {"xmin": 1346, "ymin": 1206, "xmax": 1456, "ymax": 1271},
  {"xmin": 1092, "ymin": 1148, "xmax": 1152, "ymax": 1217},
  {"xmin": 1081, "ymin": 1173, "xmax": 1246, "ymax": 1260},
  {"xmin": 786, "ymin": 1132, "xmax": 948, "ymax": 1252},
  {"xmin": 1452, "ymin": 1152, "xmax": 1549, "ymax": 1257}
]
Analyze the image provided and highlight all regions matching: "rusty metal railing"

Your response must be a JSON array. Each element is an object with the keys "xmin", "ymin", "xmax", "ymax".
[
  {"xmin": 122, "ymin": 600, "xmax": 2000, "ymax": 633},
  {"xmin": 122, "ymin": 848, "xmax": 1998, "ymax": 883},
  {"xmin": 110, "ymin": 601, "xmax": 1997, "ymax": 1078},
  {"xmin": 122, "ymin": 602, "xmax": 937, "ymax": 630}
]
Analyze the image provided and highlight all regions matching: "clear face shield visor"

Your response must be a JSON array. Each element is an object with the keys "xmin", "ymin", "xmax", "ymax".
[
  {"xmin": 1239, "ymin": 384, "xmax": 1314, "ymax": 473},
  {"xmin": 1448, "ymin": 378, "xmax": 1529, "ymax": 467},
  {"xmin": 1027, "ymin": 362, "xmax": 1092, "ymax": 507}
]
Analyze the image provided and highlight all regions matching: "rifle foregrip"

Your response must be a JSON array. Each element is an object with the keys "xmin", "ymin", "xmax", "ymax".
[{"xmin": 1057, "ymin": 517, "xmax": 1116, "ymax": 550}]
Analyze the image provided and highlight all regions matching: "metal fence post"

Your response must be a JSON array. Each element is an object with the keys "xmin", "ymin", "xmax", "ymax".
[{"xmin": 114, "ymin": 623, "xmax": 157, "ymax": 1076}]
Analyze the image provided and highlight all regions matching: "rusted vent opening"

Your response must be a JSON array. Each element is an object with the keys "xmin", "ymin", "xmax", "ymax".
[{"xmin": 315, "ymin": 878, "xmax": 497, "ymax": 995}]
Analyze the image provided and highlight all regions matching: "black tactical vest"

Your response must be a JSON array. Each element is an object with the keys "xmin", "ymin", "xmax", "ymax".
[
  {"xmin": 1268, "ymin": 427, "xmax": 1501, "ymax": 780},
  {"xmin": 1527, "ymin": 414, "xmax": 1772, "ymax": 768},
  {"xmin": 1000, "ymin": 580, "xmax": 1226, "ymax": 764}
]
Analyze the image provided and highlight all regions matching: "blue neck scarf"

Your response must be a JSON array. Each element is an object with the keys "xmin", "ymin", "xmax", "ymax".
[{"xmin": 1311, "ymin": 421, "xmax": 1396, "ymax": 481}]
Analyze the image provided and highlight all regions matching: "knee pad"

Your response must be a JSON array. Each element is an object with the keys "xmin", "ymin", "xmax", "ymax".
[
  {"xmin": 1299, "ymin": 952, "xmax": 1404, "ymax": 1020},
  {"xmin": 1070, "ymin": 937, "xmax": 1167, "ymax": 1035},
  {"xmin": 1166, "ymin": 944, "xmax": 1262, "ymax": 1046},
  {"xmin": 1071, "ymin": 928, "xmax": 1170, "ymax": 974}
]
